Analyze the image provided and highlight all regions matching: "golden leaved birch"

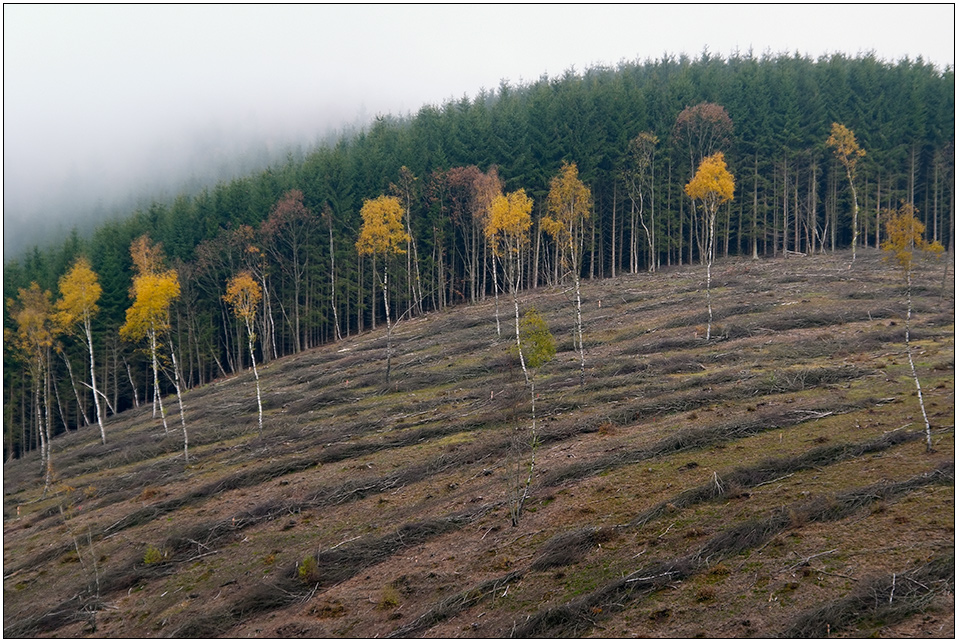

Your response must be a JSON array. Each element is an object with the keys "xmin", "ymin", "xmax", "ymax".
[
  {"xmin": 356, "ymin": 195, "xmax": 409, "ymax": 381},
  {"xmin": 224, "ymin": 271, "xmax": 264, "ymax": 434},
  {"xmin": 543, "ymin": 161, "xmax": 591, "ymax": 385},
  {"xmin": 56, "ymin": 257, "xmax": 106, "ymax": 444},
  {"xmin": 881, "ymin": 203, "xmax": 944, "ymax": 451},
  {"xmin": 826, "ymin": 123, "xmax": 865, "ymax": 264},
  {"xmin": 685, "ymin": 152, "xmax": 735, "ymax": 341}
]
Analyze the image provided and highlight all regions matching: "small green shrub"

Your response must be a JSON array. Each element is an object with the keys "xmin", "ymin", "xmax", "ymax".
[
  {"xmin": 508, "ymin": 308, "xmax": 556, "ymax": 369},
  {"xmin": 378, "ymin": 585, "xmax": 401, "ymax": 610},
  {"xmin": 298, "ymin": 555, "xmax": 321, "ymax": 584},
  {"xmin": 143, "ymin": 545, "xmax": 165, "ymax": 565}
]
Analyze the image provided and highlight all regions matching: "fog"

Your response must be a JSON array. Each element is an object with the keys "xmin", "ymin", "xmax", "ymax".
[{"xmin": 3, "ymin": 4, "xmax": 953, "ymax": 258}]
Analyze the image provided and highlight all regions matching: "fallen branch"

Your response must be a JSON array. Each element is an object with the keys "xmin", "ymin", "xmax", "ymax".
[{"xmin": 787, "ymin": 548, "xmax": 837, "ymax": 571}]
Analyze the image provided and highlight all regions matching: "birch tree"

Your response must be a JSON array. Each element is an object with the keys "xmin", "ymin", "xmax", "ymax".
[
  {"xmin": 624, "ymin": 132, "xmax": 659, "ymax": 272},
  {"xmin": 356, "ymin": 195, "xmax": 409, "ymax": 382},
  {"xmin": 673, "ymin": 103, "xmax": 734, "ymax": 264},
  {"xmin": 881, "ymin": 203, "xmax": 945, "ymax": 451},
  {"xmin": 8, "ymin": 283, "xmax": 55, "ymax": 490},
  {"xmin": 55, "ymin": 257, "xmax": 106, "ymax": 444},
  {"xmin": 506, "ymin": 308, "xmax": 555, "ymax": 527},
  {"xmin": 261, "ymin": 190, "xmax": 316, "ymax": 353},
  {"xmin": 120, "ymin": 236, "xmax": 190, "ymax": 462},
  {"xmin": 224, "ymin": 271, "xmax": 264, "ymax": 435},
  {"xmin": 485, "ymin": 189, "xmax": 534, "ymax": 384},
  {"xmin": 827, "ymin": 123, "xmax": 865, "ymax": 264},
  {"xmin": 685, "ymin": 152, "xmax": 735, "ymax": 341},
  {"xmin": 543, "ymin": 161, "xmax": 591, "ymax": 385},
  {"xmin": 322, "ymin": 205, "xmax": 343, "ymax": 341},
  {"xmin": 391, "ymin": 167, "xmax": 425, "ymax": 317},
  {"xmin": 474, "ymin": 167, "xmax": 505, "ymax": 335}
]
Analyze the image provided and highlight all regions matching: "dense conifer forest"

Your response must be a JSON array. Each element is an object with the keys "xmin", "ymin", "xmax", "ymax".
[{"xmin": 4, "ymin": 52, "xmax": 954, "ymax": 461}]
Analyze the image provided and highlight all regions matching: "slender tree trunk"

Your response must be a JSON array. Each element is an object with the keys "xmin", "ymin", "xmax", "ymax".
[
  {"xmin": 705, "ymin": 203, "xmax": 717, "ymax": 341},
  {"xmin": 45, "ymin": 350, "xmax": 53, "ymax": 486},
  {"xmin": 491, "ymin": 252, "xmax": 502, "ymax": 336},
  {"xmin": 794, "ymin": 165, "xmax": 800, "ymax": 253},
  {"xmin": 35, "ymin": 376, "xmax": 49, "ymax": 489},
  {"xmin": 150, "ymin": 328, "xmax": 169, "ymax": 432},
  {"xmin": 407, "ymin": 217, "xmax": 415, "ymax": 314},
  {"xmin": 688, "ymin": 192, "xmax": 695, "ymax": 265},
  {"xmin": 533, "ymin": 219, "xmax": 542, "ymax": 290},
  {"xmin": 512, "ymin": 279, "xmax": 529, "ymax": 386},
  {"xmin": 904, "ymin": 267, "xmax": 933, "ymax": 451},
  {"xmin": 382, "ymin": 266, "xmax": 393, "ymax": 382},
  {"xmin": 876, "ymin": 176, "xmax": 882, "ymax": 250},
  {"xmin": 123, "ymin": 358, "xmax": 140, "ymax": 408},
  {"xmin": 847, "ymin": 165, "xmax": 860, "ymax": 264},
  {"xmin": 167, "ymin": 340, "xmax": 188, "ymax": 463},
  {"xmin": 651, "ymin": 154, "xmax": 657, "ymax": 271},
  {"xmin": 752, "ymin": 155, "xmax": 759, "ymax": 260},
  {"xmin": 246, "ymin": 320, "xmax": 263, "ymax": 436},
  {"xmin": 84, "ymin": 317, "xmax": 106, "ymax": 443},
  {"xmin": 831, "ymin": 168, "xmax": 837, "ymax": 252},
  {"xmin": 39, "ymin": 348, "xmax": 53, "ymax": 493},
  {"xmin": 782, "ymin": 157, "xmax": 789, "ymax": 256},
  {"xmin": 481, "ymin": 236, "xmax": 489, "ymax": 302},
  {"xmin": 610, "ymin": 183, "xmax": 617, "ymax": 278},
  {"xmin": 932, "ymin": 155, "xmax": 939, "ymax": 243},
  {"xmin": 329, "ymin": 222, "xmax": 342, "ymax": 341},
  {"xmin": 51, "ymin": 360, "xmax": 70, "ymax": 434},
  {"xmin": 810, "ymin": 159, "xmax": 818, "ymax": 255},
  {"xmin": 259, "ymin": 270, "xmax": 275, "ymax": 362},
  {"xmin": 574, "ymin": 272, "xmax": 585, "ymax": 385},
  {"xmin": 509, "ymin": 377, "xmax": 537, "ymax": 528},
  {"xmin": 292, "ymin": 263, "xmax": 302, "ymax": 354},
  {"xmin": 470, "ymin": 222, "xmax": 478, "ymax": 304},
  {"xmin": 58, "ymin": 348, "xmax": 90, "ymax": 427}
]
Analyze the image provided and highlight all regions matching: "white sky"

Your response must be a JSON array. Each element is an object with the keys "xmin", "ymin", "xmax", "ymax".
[{"xmin": 2, "ymin": 4, "xmax": 954, "ymax": 254}]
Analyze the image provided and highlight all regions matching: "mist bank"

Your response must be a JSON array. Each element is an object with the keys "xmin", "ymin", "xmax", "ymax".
[{"xmin": 3, "ymin": 107, "xmax": 374, "ymax": 259}]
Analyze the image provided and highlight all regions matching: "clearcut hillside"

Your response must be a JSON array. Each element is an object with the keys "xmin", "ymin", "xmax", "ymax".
[{"xmin": 3, "ymin": 250, "xmax": 954, "ymax": 638}]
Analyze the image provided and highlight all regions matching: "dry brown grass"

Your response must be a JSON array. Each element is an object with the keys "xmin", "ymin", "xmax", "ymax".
[{"xmin": 3, "ymin": 249, "xmax": 952, "ymax": 638}]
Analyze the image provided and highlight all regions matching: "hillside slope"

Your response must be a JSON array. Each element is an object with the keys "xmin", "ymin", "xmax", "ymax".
[{"xmin": 3, "ymin": 250, "xmax": 954, "ymax": 638}]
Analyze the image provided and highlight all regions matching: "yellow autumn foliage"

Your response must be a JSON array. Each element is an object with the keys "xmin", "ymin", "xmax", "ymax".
[
  {"xmin": 55, "ymin": 257, "xmax": 102, "ymax": 332},
  {"xmin": 486, "ymin": 189, "xmax": 533, "ymax": 255},
  {"xmin": 224, "ymin": 271, "xmax": 262, "ymax": 327},
  {"xmin": 356, "ymin": 195, "xmax": 409, "ymax": 258},
  {"xmin": 684, "ymin": 152, "xmax": 735, "ymax": 208},
  {"xmin": 543, "ymin": 161, "xmax": 591, "ymax": 244},
  {"xmin": 882, "ymin": 202, "xmax": 944, "ymax": 272},
  {"xmin": 8, "ymin": 283, "xmax": 54, "ymax": 361},
  {"xmin": 120, "ymin": 269, "xmax": 180, "ymax": 342},
  {"xmin": 826, "ymin": 122, "xmax": 865, "ymax": 175}
]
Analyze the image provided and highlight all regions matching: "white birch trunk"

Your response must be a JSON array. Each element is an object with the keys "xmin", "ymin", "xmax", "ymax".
[
  {"xmin": 244, "ymin": 317, "xmax": 264, "ymax": 436},
  {"xmin": 150, "ymin": 328, "xmax": 169, "ymax": 433},
  {"xmin": 84, "ymin": 317, "xmax": 106, "ymax": 443},
  {"xmin": 705, "ymin": 203, "xmax": 717, "ymax": 341},
  {"xmin": 168, "ymin": 341, "xmax": 188, "ymax": 463},
  {"xmin": 904, "ymin": 268, "xmax": 933, "ymax": 450}
]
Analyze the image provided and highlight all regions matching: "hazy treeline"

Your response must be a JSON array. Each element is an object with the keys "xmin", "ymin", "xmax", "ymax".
[{"xmin": 3, "ymin": 51, "xmax": 954, "ymax": 460}]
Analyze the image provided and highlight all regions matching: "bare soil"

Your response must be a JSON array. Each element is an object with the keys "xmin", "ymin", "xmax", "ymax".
[{"xmin": 3, "ymin": 249, "xmax": 954, "ymax": 638}]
